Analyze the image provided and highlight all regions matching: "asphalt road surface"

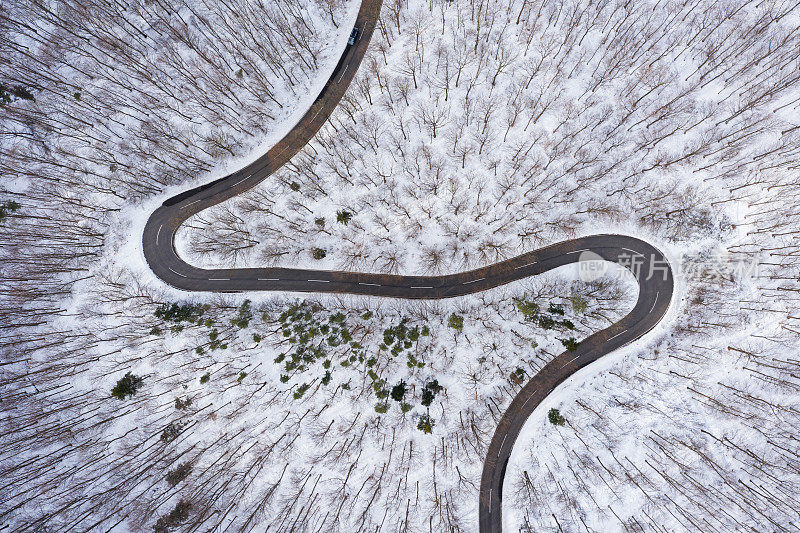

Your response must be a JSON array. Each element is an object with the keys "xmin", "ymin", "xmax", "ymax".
[
  {"xmin": 477, "ymin": 237, "xmax": 672, "ymax": 532},
  {"xmin": 142, "ymin": 1, "xmax": 674, "ymax": 530}
]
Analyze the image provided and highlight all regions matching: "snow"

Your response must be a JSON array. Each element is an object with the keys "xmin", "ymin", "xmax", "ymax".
[{"xmin": 4, "ymin": 0, "xmax": 800, "ymax": 530}]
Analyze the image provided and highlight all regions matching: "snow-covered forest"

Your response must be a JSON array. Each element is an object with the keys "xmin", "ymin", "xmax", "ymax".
[{"xmin": 3, "ymin": 0, "xmax": 800, "ymax": 531}]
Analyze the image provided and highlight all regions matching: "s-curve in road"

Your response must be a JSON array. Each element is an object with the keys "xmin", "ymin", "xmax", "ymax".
[
  {"xmin": 141, "ymin": 1, "xmax": 674, "ymax": 531},
  {"xmin": 478, "ymin": 237, "xmax": 673, "ymax": 533},
  {"xmin": 143, "ymin": 0, "xmax": 384, "ymax": 288}
]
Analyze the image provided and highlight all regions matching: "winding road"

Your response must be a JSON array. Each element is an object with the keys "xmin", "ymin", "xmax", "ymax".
[{"xmin": 142, "ymin": 0, "xmax": 674, "ymax": 530}]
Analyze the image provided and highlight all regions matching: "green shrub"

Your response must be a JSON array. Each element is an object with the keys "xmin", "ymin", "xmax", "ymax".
[
  {"xmin": 0, "ymin": 85, "xmax": 34, "ymax": 107},
  {"xmin": 538, "ymin": 315, "xmax": 555, "ymax": 329},
  {"xmin": 199, "ymin": 373, "xmax": 211, "ymax": 384},
  {"xmin": 375, "ymin": 387, "xmax": 389, "ymax": 400},
  {"xmin": 421, "ymin": 380, "xmax": 443, "ymax": 407},
  {"xmin": 0, "ymin": 199, "xmax": 21, "ymax": 223},
  {"xmin": 154, "ymin": 302, "xmax": 206, "ymax": 324},
  {"xmin": 570, "ymin": 293, "xmax": 588, "ymax": 314},
  {"xmin": 513, "ymin": 297, "xmax": 539, "ymax": 321},
  {"xmin": 417, "ymin": 414, "xmax": 435, "ymax": 434},
  {"xmin": 312, "ymin": 248, "xmax": 327, "ymax": 260},
  {"xmin": 374, "ymin": 402, "xmax": 389, "ymax": 414},
  {"xmin": 174, "ymin": 397, "xmax": 192, "ymax": 410},
  {"xmin": 548, "ymin": 408, "xmax": 566, "ymax": 426},
  {"xmin": 560, "ymin": 338, "xmax": 579, "ymax": 351},
  {"xmin": 447, "ymin": 313, "xmax": 464, "ymax": 332},
  {"xmin": 390, "ymin": 381, "xmax": 407, "ymax": 402},
  {"xmin": 111, "ymin": 372, "xmax": 143, "ymax": 400},
  {"xmin": 230, "ymin": 300, "xmax": 253, "ymax": 328},
  {"xmin": 336, "ymin": 210, "xmax": 353, "ymax": 224},
  {"xmin": 380, "ymin": 318, "xmax": 428, "ymax": 372},
  {"xmin": 293, "ymin": 383, "xmax": 310, "ymax": 399}
]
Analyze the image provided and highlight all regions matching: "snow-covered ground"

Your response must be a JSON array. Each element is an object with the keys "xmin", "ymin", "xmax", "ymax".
[
  {"xmin": 3, "ymin": 0, "xmax": 800, "ymax": 531},
  {"xmin": 176, "ymin": 0, "xmax": 759, "ymax": 274},
  {"xmin": 173, "ymin": 2, "xmax": 800, "ymax": 527}
]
